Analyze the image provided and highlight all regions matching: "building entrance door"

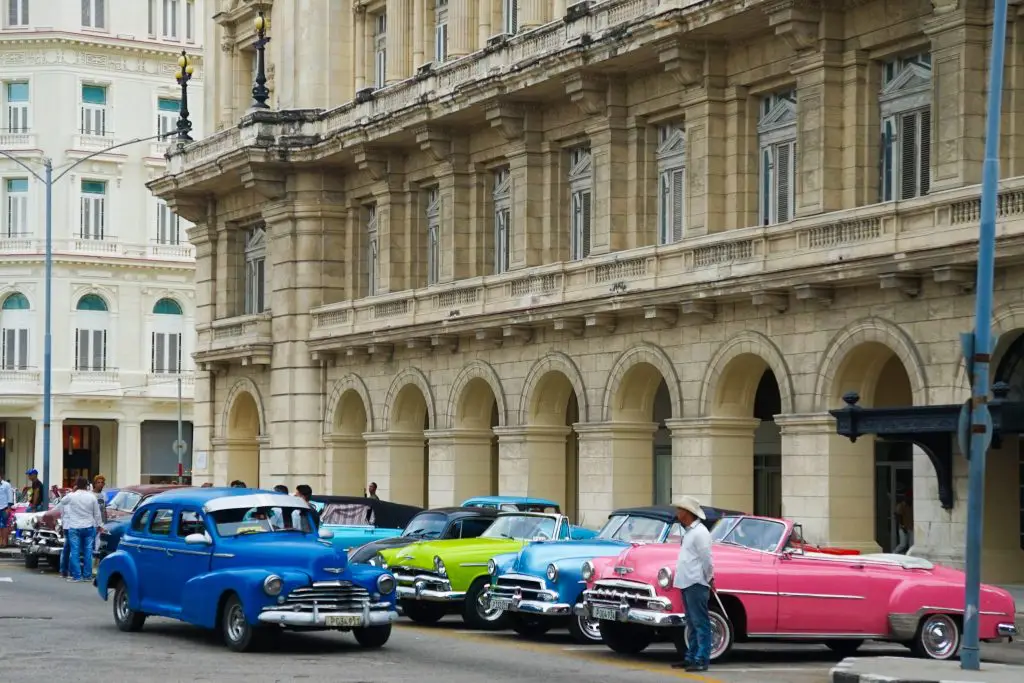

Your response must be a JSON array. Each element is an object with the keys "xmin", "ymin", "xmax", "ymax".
[{"xmin": 874, "ymin": 442, "xmax": 913, "ymax": 553}]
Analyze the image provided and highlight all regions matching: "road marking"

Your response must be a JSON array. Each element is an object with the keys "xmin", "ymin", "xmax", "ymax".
[{"xmin": 397, "ymin": 623, "xmax": 725, "ymax": 682}]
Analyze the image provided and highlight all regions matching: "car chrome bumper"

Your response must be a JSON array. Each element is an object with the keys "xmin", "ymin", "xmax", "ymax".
[
  {"xmin": 23, "ymin": 543, "xmax": 62, "ymax": 557},
  {"xmin": 575, "ymin": 602, "xmax": 684, "ymax": 628},
  {"xmin": 998, "ymin": 622, "xmax": 1018, "ymax": 637},
  {"xmin": 482, "ymin": 588, "xmax": 572, "ymax": 616},
  {"xmin": 259, "ymin": 604, "xmax": 398, "ymax": 628},
  {"xmin": 396, "ymin": 583, "xmax": 465, "ymax": 602}
]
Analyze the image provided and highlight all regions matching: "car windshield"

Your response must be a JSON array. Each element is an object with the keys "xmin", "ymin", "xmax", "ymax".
[
  {"xmin": 107, "ymin": 491, "xmax": 142, "ymax": 512},
  {"xmin": 711, "ymin": 517, "xmax": 785, "ymax": 552},
  {"xmin": 481, "ymin": 515, "xmax": 556, "ymax": 540},
  {"xmin": 401, "ymin": 512, "xmax": 448, "ymax": 539},
  {"xmin": 498, "ymin": 503, "xmax": 560, "ymax": 513},
  {"xmin": 319, "ymin": 502, "xmax": 375, "ymax": 527},
  {"xmin": 209, "ymin": 505, "xmax": 315, "ymax": 537},
  {"xmin": 597, "ymin": 514, "xmax": 669, "ymax": 542}
]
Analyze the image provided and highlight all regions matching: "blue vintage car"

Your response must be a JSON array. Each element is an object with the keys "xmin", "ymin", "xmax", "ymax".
[
  {"xmin": 311, "ymin": 495, "xmax": 423, "ymax": 552},
  {"xmin": 460, "ymin": 496, "xmax": 561, "ymax": 513},
  {"xmin": 95, "ymin": 488, "xmax": 399, "ymax": 652},
  {"xmin": 482, "ymin": 504, "xmax": 742, "ymax": 643}
]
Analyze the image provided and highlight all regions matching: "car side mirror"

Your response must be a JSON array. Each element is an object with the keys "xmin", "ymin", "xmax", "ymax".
[
  {"xmin": 318, "ymin": 527, "xmax": 335, "ymax": 540},
  {"xmin": 185, "ymin": 532, "xmax": 211, "ymax": 546}
]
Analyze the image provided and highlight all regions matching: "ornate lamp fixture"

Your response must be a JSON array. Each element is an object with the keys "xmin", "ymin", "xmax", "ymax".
[{"xmin": 174, "ymin": 50, "xmax": 195, "ymax": 142}]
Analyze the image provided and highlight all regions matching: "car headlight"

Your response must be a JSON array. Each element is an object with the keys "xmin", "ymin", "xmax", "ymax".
[
  {"xmin": 263, "ymin": 574, "xmax": 283, "ymax": 596},
  {"xmin": 546, "ymin": 563, "xmax": 559, "ymax": 582},
  {"xmin": 657, "ymin": 566, "xmax": 673, "ymax": 589},
  {"xmin": 581, "ymin": 560, "xmax": 594, "ymax": 582},
  {"xmin": 487, "ymin": 559, "xmax": 497, "ymax": 576},
  {"xmin": 434, "ymin": 556, "xmax": 446, "ymax": 577},
  {"xmin": 377, "ymin": 573, "xmax": 396, "ymax": 595}
]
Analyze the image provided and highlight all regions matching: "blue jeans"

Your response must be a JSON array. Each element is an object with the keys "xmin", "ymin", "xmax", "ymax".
[
  {"xmin": 682, "ymin": 584, "xmax": 712, "ymax": 665},
  {"xmin": 60, "ymin": 536, "xmax": 71, "ymax": 576},
  {"xmin": 67, "ymin": 527, "xmax": 96, "ymax": 580}
]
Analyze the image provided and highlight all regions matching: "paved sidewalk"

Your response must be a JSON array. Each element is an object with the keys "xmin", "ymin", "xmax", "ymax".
[{"xmin": 831, "ymin": 657, "xmax": 1024, "ymax": 683}]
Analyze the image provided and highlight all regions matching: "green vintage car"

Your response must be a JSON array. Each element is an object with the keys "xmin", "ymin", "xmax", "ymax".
[{"xmin": 377, "ymin": 511, "xmax": 594, "ymax": 629}]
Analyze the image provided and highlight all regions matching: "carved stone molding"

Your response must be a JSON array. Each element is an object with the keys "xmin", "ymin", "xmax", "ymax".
[
  {"xmin": 794, "ymin": 284, "xmax": 833, "ymax": 306},
  {"xmin": 656, "ymin": 40, "xmax": 705, "ymax": 88},
  {"xmin": 564, "ymin": 73, "xmax": 607, "ymax": 116},
  {"xmin": 933, "ymin": 266, "xmax": 975, "ymax": 293},
  {"xmin": 485, "ymin": 103, "xmax": 525, "ymax": 142},
  {"xmin": 680, "ymin": 300, "xmax": 715, "ymax": 321},
  {"xmin": 503, "ymin": 325, "xmax": 533, "ymax": 343},
  {"xmin": 644, "ymin": 306, "xmax": 678, "ymax": 329},
  {"xmin": 352, "ymin": 145, "xmax": 388, "ymax": 182},
  {"xmin": 584, "ymin": 312, "xmax": 616, "ymax": 333},
  {"xmin": 415, "ymin": 126, "xmax": 451, "ymax": 163},
  {"xmin": 879, "ymin": 274, "xmax": 922, "ymax": 298},
  {"xmin": 240, "ymin": 166, "xmax": 286, "ymax": 200},
  {"xmin": 165, "ymin": 195, "xmax": 209, "ymax": 224},
  {"xmin": 220, "ymin": 35, "xmax": 236, "ymax": 53},
  {"xmin": 475, "ymin": 328, "xmax": 503, "ymax": 347},
  {"xmin": 752, "ymin": 291, "xmax": 790, "ymax": 313},
  {"xmin": 431, "ymin": 334, "xmax": 459, "ymax": 353},
  {"xmin": 553, "ymin": 317, "xmax": 585, "ymax": 337},
  {"xmin": 931, "ymin": 0, "xmax": 960, "ymax": 14},
  {"xmin": 765, "ymin": 1, "xmax": 821, "ymax": 54}
]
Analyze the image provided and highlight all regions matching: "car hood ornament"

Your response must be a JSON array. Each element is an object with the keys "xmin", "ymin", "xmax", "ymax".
[
  {"xmin": 613, "ymin": 566, "xmax": 634, "ymax": 575},
  {"xmin": 323, "ymin": 567, "xmax": 344, "ymax": 574}
]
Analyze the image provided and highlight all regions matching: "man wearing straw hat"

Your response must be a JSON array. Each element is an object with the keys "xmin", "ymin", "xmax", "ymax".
[{"xmin": 671, "ymin": 495, "xmax": 714, "ymax": 672}]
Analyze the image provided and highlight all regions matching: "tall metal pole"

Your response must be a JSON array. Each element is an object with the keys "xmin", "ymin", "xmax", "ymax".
[
  {"xmin": 961, "ymin": 0, "xmax": 1009, "ymax": 671},
  {"xmin": 41, "ymin": 159, "xmax": 53, "ymax": 508},
  {"xmin": 177, "ymin": 376, "xmax": 184, "ymax": 485}
]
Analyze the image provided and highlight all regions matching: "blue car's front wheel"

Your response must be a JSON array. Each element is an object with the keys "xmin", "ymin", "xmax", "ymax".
[
  {"xmin": 353, "ymin": 624, "xmax": 392, "ymax": 649},
  {"xmin": 112, "ymin": 581, "xmax": 146, "ymax": 632},
  {"xmin": 221, "ymin": 594, "xmax": 268, "ymax": 653}
]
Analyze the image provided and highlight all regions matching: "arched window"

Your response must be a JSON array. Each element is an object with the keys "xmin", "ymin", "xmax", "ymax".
[
  {"xmin": 1, "ymin": 291, "xmax": 30, "ymax": 369},
  {"xmin": 75, "ymin": 293, "xmax": 109, "ymax": 371},
  {"xmin": 151, "ymin": 298, "xmax": 183, "ymax": 374}
]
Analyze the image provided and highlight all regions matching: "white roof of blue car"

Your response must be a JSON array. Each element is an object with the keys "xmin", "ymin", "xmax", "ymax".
[{"xmin": 140, "ymin": 487, "xmax": 310, "ymax": 513}]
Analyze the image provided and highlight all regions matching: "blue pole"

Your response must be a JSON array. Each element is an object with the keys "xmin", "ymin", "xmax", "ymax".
[
  {"xmin": 962, "ymin": 0, "xmax": 1009, "ymax": 671},
  {"xmin": 41, "ymin": 159, "xmax": 53, "ymax": 509}
]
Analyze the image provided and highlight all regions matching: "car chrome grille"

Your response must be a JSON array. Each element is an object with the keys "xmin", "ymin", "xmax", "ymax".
[
  {"xmin": 275, "ymin": 581, "xmax": 371, "ymax": 613},
  {"xmin": 390, "ymin": 565, "xmax": 448, "ymax": 588},
  {"xmin": 496, "ymin": 575, "xmax": 545, "ymax": 591},
  {"xmin": 490, "ymin": 574, "xmax": 549, "ymax": 602},
  {"xmin": 586, "ymin": 579, "xmax": 656, "ymax": 608}
]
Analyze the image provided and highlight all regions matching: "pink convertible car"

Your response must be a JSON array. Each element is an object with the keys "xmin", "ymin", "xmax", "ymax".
[{"xmin": 578, "ymin": 515, "xmax": 1018, "ymax": 661}]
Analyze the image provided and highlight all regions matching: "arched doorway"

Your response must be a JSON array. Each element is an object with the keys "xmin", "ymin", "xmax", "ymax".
[
  {"xmin": 388, "ymin": 384, "xmax": 430, "ymax": 506},
  {"xmin": 830, "ymin": 342, "xmax": 914, "ymax": 553},
  {"xmin": 326, "ymin": 389, "xmax": 369, "ymax": 496},
  {"xmin": 610, "ymin": 362, "xmax": 672, "ymax": 507},
  {"xmin": 446, "ymin": 377, "xmax": 501, "ymax": 501},
  {"xmin": 226, "ymin": 390, "xmax": 261, "ymax": 487},
  {"xmin": 524, "ymin": 369, "xmax": 583, "ymax": 521}
]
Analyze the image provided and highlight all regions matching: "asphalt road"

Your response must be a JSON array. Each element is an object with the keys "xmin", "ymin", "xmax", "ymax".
[{"xmin": 1, "ymin": 555, "xmax": 1022, "ymax": 683}]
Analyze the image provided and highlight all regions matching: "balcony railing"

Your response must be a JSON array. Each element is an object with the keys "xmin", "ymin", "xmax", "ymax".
[
  {"xmin": 195, "ymin": 313, "xmax": 273, "ymax": 368},
  {"xmin": 0, "ymin": 132, "xmax": 38, "ymax": 150},
  {"xmin": 70, "ymin": 368, "xmax": 120, "ymax": 385},
  {"xmin": 308, "ymin": 177, "xmax": 1024, "ymax": 347},
  {"xmin": 0, "ymin": 237, "xmax": 194, "ymax": 261},
  {"xmin": 0, "ymin": 367, "xmax": 40, "ymax": 389},
  {"xmin": 149, "ymin": 241, "xmax": 194, "ymax": 259},
  {"xmin": 146, "ymin": 371, "xmax": 196, "ymax": 398},
  {"xmin": 73, "ymin": 134, "xmax": 121, "ymax": 152},
  {"xmin": 70, "ymin": 235, "xmax": 120, "ymax": 254}
]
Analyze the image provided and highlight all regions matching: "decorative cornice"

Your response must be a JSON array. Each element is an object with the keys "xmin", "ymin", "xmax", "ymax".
[
  {"xmin": 0, "ymin": 42, "xmax": 204, "ymax": 82},
  {"xmin": 0, "ymin": 31, "xmax": 207, "ymax": 60}
]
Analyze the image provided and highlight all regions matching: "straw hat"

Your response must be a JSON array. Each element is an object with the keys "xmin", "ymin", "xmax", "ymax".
[{"xmin": 672, "ymin": 495, "xmax": 706, "ymax": 521}]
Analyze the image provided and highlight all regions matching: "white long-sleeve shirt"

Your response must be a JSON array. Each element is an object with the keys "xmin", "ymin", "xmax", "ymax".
[
  {"xmin": 57, "ymin": 489, "xmax": 103, "ymax": 530},
  {"xmin": 0, "ymin": 479, "xmax": 13, "ymax": 507},
  {"xmin": 673, "ymin": 519, "xmax": 714, "ymax": 589}
]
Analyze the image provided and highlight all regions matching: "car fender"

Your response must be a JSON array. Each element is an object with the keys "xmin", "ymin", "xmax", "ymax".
[
  {"xmin": 180, "ymin": 568, "xmax": 309, "ymax": 628},
  {"xmin": 95, "ymin": 550, "xmax": 140, "ymax": 607},
  {"xmin": 490, "ymin": 551, "xmax": 519, "ymax": 578}
]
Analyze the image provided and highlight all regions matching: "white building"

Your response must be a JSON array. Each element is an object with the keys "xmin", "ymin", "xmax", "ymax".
[{"xmin": 0, "ymin": 0, "xmax": 205, "ymax": 489}]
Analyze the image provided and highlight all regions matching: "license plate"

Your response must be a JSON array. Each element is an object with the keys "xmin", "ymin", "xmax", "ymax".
[
  {"xmin": 325, "ymin": 615, "xmax": 363, "ymax": 628},
  {"xmin": 592, "ymin": 606, "xmax": 618, "ymax": 621},
  {"xmin": 490, "ymin": 597, "xmax": 512, "ymax": 611}
]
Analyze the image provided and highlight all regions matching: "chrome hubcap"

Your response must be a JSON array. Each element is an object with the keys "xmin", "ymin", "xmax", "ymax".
[
  {"xmin": 476, "ymin": 594, "xmax": 502, "ymax": 621},
  {"xmin": 921, "ymin": 615, "xmax": 958, "ymax": 659},
  {"xmin": 578, "ymin": 614, "xmax": 602, "ymax": 641},
  {"xmin": 226, "ymin": 604, "xmax": 247, "ymax": 642},
  {"xmin": 115, "ymin": 589, "xmax": 129, "ymax": 622},
  {"xmin": 685, "ymin": 613, "xmax": 730, "ymax": 660}
]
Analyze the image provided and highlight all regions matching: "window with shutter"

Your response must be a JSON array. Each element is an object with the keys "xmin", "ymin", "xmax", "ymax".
[
  {"xmin": 163, "ymin": 0, "xmax": 179, "ymax": 39},
  {"xmin": 568, "ymin": 147, "xmax": 593, "ymax": 261},
  {"xmin": 6, "ymin": 81, "xmax": 29, "ymax": 133},
  {"xmin": 879, "ymin": 53, "xmax": 932, "ymax": 202},
  {"xmin": 5, "ymin": 178, "xmax": 28, "ymax": 237},
  {"xmin": 366, "ymin": 205, "xmax": 379, "ymax": 296},
  {"xmin": 157, "ymin": 97, "xmax": 179, "ymax": 137},
  {"xmin": 244, "ymin": 225, "xmax": 267, "ymax": 314},
  {"xmin": 435, "ymin": 0, "xmax": 449, "ymax": 63},
  {"xmin": 80, "ymin": 84, "xmax": 108, "ymax": 136},
  {"xmin": 503, "ymin": 0, "xmax": 518, "ymax": 35},
  {"xmin": 1, "ymin": 328, "xmax": 28, "ymax": 369},
  {"xmin": 374, "ymin": 14, "xmax": 387, "ymax": 89},
  {"xmin": 153, "ymin": 332, "xmax": 165, "ymax": 373},
  {"xmin": 426, "ymin": 187, "xmax": 441, "ymax": 285},
  {"xmin": 148, "ymin": 0, "xmax": 157, "ymax": 35},
  {"xmin": 186, "ymin": 0, "xmax": 195, "ymax": 42},
  {"xmin": 76, "ymin": 328, "xmax": 88, "ymax": 370},
  {"xmin": 157, "ymin": 200, "xmax": 180, "ymax": 244},
  {"xmin": 82, "ymin": 0, "xmax": 106, "ymax": 29},
  {"xmin": 493, "ymin": 167, "xmax": 512, "ymax": 274},
  {"xmin": 756, "ymin": 90, "xmax": 797, "ymax": 226},
  {"xmin": 92, "ymin": 330, "xmax": 106, "ymax": 371},
  {"xmin": 7, "ymin": 0, "xmax": 28, "ymax": 27},
  {"xmin": 80, "ymin": 180, "xmax": 106, "ymax": 240},
  {"xmin": 656, "ymin": 124, "xmax": 686, "ymax": 244}
]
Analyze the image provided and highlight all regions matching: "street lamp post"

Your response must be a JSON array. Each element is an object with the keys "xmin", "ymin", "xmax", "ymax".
[
  {"xmin": 175, "ymin": 51, "xmax": 195, "ymax": 143},
  {"xmin": 251, "ymin": 7, "xmax": 271, "ymax": 109}
]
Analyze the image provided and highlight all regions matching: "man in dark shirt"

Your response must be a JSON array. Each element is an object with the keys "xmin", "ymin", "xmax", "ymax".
[
  {"xmin": 294, "ymin": 484, "xmax": 321, "ymax": 528},
  {"xmin": 26, "ymin": 469, "xmax": 44, "ymax": 511}
]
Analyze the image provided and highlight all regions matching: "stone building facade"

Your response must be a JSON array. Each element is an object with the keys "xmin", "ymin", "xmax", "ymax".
[{"xmin": 155, "ymin": 0, "xmax": 1024, "ymax": 582}]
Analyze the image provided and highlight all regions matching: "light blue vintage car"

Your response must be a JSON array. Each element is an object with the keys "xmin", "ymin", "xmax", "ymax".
[
  {"xmin": 95, "ymin": 488, "xmax": 399, "ymax": 652},
  {"xmin": 311, "ymin": 495, "xmax": 424, "ymax": 552},
  {"xmin": 483, "ymin": 504, "xmax": 741, "ymax": 643}
]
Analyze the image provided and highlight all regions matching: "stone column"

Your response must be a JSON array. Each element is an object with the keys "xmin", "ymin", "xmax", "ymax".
[
  {"xmin": 385, "ymin": 0, "xmax": 411, "ymax": 83},
  {"xmin": 494, "ymin": 425, "xmax": 570, "ymax": 502},
  {"xmin": 214, "ymin": 227, "xmax": 237, "ymax": 318},
  {"xmin": 840, "ymin": 50, "xmax": 876, "ymax": 208},
  {"xmin": 448, "ymin": 0, "xmax": 474, "ymax": 57},
  {"xmin": 365, "ymin": 432, "xmax": 428, "ymax": 506},
  {"xmin": 323, "ymin": 435, "xmax": 367, "ymax": 497},
  {"xmin": 354, "ymin": 6, "xmax": 366, "ymax": 92},
  {"xmin": 218, "ymin": 33, "xmax": 236, "ymax": 129},
  {"xmin": 923, "ymin": 6, "xmax": 988, "ymax": 191},
  {"xmin": 437, "ymin": 150, "xmax": 473, "ymax": 282},
  {"xmin": 666, "ymin": 417, "xmax": 759, "ymax": 514},
  {"xmin": 35, "ymin": 417, "xmax": 63, "ymax": 489},
  {"xmin": 587, "ymin": 86, "xmax": 629, "ymax": 255},
  {"xmin": 372, "ymin": 169, "xmax": 410, "ymax": 293},
  {"xmin": 775, "ymin": 414, "xmax": 879, "ymax": 552},
  {"xmin": 413, "ymin": 0, "xmax": 425, "ymax": 67},
  {"xmin": 507, "ymin": 134, "xmax": 545, "ymax": 268},
  {"xmin": 115, "ymin": 420, "xmax": 140, "ymax": 487},
  {"xmin": 723, "ymin": 86, "xmax": 753, "ymax": 230},
  {"xmin": 684, "ymin": 89, "xmax": 727, "ymax": 235},
  {"xmin": 624, "ymin": 117, "xmax": 655, "ymax": 248},
  {"xmin": 426, "ymin": 429, "xmax": 495, "ymax": 507},
  {"xmin": 792, "ymin": 49, "xmax": 844, "ymax": 216},
  {"xmin": 573, "ymin": 422, "xmax": 657, "ymax": 530},
  {"xmin": 519, "ymin": 0, "xmax": 547, "ymax": 29}
]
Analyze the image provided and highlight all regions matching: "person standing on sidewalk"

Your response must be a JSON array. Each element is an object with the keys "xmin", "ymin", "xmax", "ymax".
[
  {"xmin": 0, "ymin": 470, "xmax": 14, "ymax": 547},
  {"xmin": 56, "ymin": 477, "xmax": 103, "ymax": 583},
  {"xmin": 671, "ymin": 495, "xmax": 715, "ymax": 673},
  {"xmin": 25, "ymin": 469, "xmax": 44, "ymax": 512}
]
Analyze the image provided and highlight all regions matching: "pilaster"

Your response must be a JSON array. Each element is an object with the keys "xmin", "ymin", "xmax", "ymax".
[
  {"xmin": 35, "ymin": 417, "xmax": 63, "ymax": 489},
  {"xmin": 923, "ymin": 6, "xmax": 989, "ymax": 190},
  {"xmin": 494, "ymin": 425, "xmax": 571, "ymax": 504},
  {"xmin": 420, "ymin": 128, "xmax": 473, "ymax": 282},
  {"xmin": 586, "ymin": 81, "xmax": 629, "ymax": 255},
  {"xmin": 324, "ymin": 434, "xmax": 367, "ymax": 496},
  {"xmin": 188, "ymin": 221, "xmax": 217, "ymax": 329},
  {"xmin": 1004, "ymin": 5, "xmax": 1024, "ymax": 176},
  {"xmin": 353, "ymin": 4, "xmax": 367, "ymax": 92},
  {"xmin": 115, "ymin": 420, "xmax": 140, "ymax": 488},
  {"xmin": 519, "ymin": 0, "xmax": 548, "ymax": 29},
  {"xmin": 489, "ymin": 103, "xmax": 546, "ymax": 268},
  {"xmin": 364, "ymin": 431, "xmax": 428, "ymax": 506},
  {"xmin": 840, "ymin": 50, "xmax": 877, "ymax": 208},
  {"xmin": 211, "ymin": 436, "xmax": 263, "ymax": 488},
  {"xmin": 791, "ymin": 48, "xmax": 845, "ymax": 216},
  {"xmin": 357, "ymin": 149, "xmax": 410, "ymax": 292},
  {"xmin": 217, "ymin": 30, "xmax": 236, "ymax": 130},
  {"xmin": 625, "ymin": 117, "xmax": 654, "ymax": 248},
  {"xmin": 723, "ymin": 86, "xmax": 753, "ymax": 230},
  {"xmin": 214, "ymin": 226, "xmax": 237, "ymax": 319},
  {"xmin": 665, "ymin": 417, "xmax": 759, "ymax": 514},
  {"xmin": 426, "ymin": 429, "xmax": 496, "ymax": 507},
  {"xmin": 573, "ymin": 422, "xmax": 657, "ymax": 530},
  {"xmin": 449, "ymin": 0, "xmax": 475, "ymax": 57},
  {"xmin": 385, "ymin": 0, "xmax": 411, "ymax": 83},
  {"xmin": 684, "ymin": 91, "xmax": 727, "ymax": 235}
]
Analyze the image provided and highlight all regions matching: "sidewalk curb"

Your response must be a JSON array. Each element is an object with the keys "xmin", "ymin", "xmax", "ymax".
[{"xmin": 830, "ymin": 658, "xmax": 1023, "ymax": 683}]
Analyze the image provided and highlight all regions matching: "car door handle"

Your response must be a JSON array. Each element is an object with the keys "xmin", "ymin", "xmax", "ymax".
[{"xmin": 165, "ymin": 548, "xmax": 173, "ymax": 556}]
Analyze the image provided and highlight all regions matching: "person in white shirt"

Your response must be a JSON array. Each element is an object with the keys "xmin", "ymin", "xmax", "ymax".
[
  {"xmin": 0, "ymin": 470, "xmax": 14, "ymax": 548},
  {"xmin": 56, "ymin": 476, "xmax": 103, "ymax": 583},
  {"xmin": 671, "ymin": 495, "xmax": 714, "ymax": 673}
]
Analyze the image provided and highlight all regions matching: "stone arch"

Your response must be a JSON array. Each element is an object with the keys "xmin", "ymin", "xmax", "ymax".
[
  {"xmin": 814, "ymin": 317, "xmax": 929, "ymax": 411},
  {"xmin": 70, "ymin": 284, "xmax": 118, "ymax": 313},
  {"xmin": 699, "ymin": 331, "xmax": 796, "ymax": 417},
  {"xmin": 518, "ymin": 352, "xmax": 589, "ymax": 426},
  {"xmin": 602, "ymin": 342, "xmax": 682, "ymax": 422},
  {"xmin": 382, "ymin": 367, "xmax": 437, "ymax": 431},
  {"xmin": 446, "ymin": 360, "xmax": 509, "ymax": 429},
  {"xmin": 952, "ymin": 302, "xmax": 1024, "ymax": 394},
  {"xmin": 324, "ymin": 373, "xmax": 376, "ymax": 434},
  {"xmin": 221, "ymin": 377, "xmax": 267, "ymax": 437}
]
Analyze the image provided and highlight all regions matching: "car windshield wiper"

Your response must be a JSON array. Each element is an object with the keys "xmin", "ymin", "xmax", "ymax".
[{"xmin": 715, "ymin": 538, "xmax": 745, "ymax": 548}]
